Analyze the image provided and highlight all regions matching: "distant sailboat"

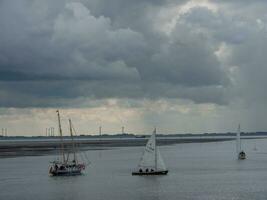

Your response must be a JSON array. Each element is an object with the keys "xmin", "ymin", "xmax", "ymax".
[
  {"xmin": 49, "ymin": 110, "xmax": 86, "ymax": 176},
  {"xmin": 132, "ymin": 128, "xmax": 168, "ymax": 175},
  {"xmin": 236, "ymin": 124, "xmax": 246, "ymax": 160}
]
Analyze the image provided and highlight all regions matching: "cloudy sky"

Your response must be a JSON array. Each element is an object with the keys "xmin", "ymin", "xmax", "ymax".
[{"xmin": 0, "ymin": 0, "xmax": 267, "ymax": 136}]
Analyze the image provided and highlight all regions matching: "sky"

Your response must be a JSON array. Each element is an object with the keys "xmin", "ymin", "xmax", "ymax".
[{"xmin": 0, "ymin": 0, "xmax": 267, "ymax": 136}]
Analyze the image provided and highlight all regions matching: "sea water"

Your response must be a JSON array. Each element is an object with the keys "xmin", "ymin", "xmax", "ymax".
[{"xmin": 0, "ymin": 139, "xmax": 267, "ymax": 200}]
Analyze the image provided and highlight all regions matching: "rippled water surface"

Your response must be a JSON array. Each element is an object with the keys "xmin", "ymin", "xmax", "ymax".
[{"xmin": 1, "ymin": 139, "xmax": 267, "ymax": 200}]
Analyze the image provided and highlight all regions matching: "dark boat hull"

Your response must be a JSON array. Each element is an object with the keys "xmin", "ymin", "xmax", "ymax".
[
  {"xmin": 49, "ymin": 171, "xmax": 82, "ymax": 176},
  {"xmin": 49, "ymin": 166, "xmax": 83, "ymax": 176},
  {"xmin": 238, "ymin": 151, "xmax": 246, "ymax": 160},
  {"xmin": 132, "ymin": 170, "xmax": 168, "ymax": 176}
]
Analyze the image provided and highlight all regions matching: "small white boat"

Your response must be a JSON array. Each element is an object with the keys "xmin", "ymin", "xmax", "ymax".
[
  {"xmin": 132, "ymin": 128, "xmax": 168, "ymax": 175},
  {"xmin": 236, "ymin": 124, "xmax": 246, "ymax": 160},
  {"xmin": 49, "ymin": 110, "xmax": 86, "ymax": 176}
]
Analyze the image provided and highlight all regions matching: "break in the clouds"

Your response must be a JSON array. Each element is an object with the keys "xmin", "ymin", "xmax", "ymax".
[{"xmin": 0, "ymin": 0, "xmax": 267, "ymax": 134}]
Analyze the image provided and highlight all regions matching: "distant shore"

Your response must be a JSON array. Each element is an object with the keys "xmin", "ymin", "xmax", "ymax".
[{"xmin": 0, "ymin": 136, "xmax": 265, "ymax": 158}]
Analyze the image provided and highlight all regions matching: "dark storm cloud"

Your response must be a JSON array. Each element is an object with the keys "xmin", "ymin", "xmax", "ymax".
[{"xmin": 1, "ymin": 0, "xmax": 262, "ymax": 107}]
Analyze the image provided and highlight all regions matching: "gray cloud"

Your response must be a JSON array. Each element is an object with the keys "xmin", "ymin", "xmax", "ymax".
[{"xmin": 0, "ymin": 0, "xmax": 265, "ymax": 109}]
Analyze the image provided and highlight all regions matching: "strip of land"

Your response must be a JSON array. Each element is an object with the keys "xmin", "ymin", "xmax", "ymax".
[{"xmin": 0, "ymin": 136, "xmax": 264, "ymax": 158}]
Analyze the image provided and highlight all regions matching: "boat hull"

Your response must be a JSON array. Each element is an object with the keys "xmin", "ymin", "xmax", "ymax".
[
  {"xmin": 132, "ymin": 170, "xmax": 168, "ymax": 176},
  {"xmin": 238, "ymin": 151, "xmax": 246, "ymax": 160},
  {"xmin": 49, "ymin": 170, "xmax": 82, "ymax": 176},
  {"xmin": 49, "ymin": 163, "xmax": 84, "ymax": 176}
]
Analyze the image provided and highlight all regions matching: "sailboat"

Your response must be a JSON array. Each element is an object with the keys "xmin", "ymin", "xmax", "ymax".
[
  {"xmin": 49, "ymin": 110, "xmax": 86, "ymax": 176},
  {"xmin": 132, "ymin": 128, "xmax": 168, "ymax": 175},
  {"xmin": 236, "ymin": 124, "xmax": 246, "ymax": 160}
]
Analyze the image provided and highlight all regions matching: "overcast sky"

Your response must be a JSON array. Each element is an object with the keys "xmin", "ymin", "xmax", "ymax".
[{"xmin": 0, "ymin": 0, "xmax": 267, "ymax": 136}]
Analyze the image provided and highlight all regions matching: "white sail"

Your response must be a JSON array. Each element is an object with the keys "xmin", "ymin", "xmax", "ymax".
[
  {"xmin": 137, "ymin": 128, "xmax": 167, "ymax": 171},
  {"xmin": 157, "ymin": 149, "xmax": 167, "ymax": 171},
  {"xmin": 236, "ymin": 124, "xmax": 241, "ymax": 153},
  {"xmin": 138, "ymin": 130, "xmax": 156, "ymax": 169}
]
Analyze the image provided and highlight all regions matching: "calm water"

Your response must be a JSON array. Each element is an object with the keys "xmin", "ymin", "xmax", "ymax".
[{"xmin": 1, "ymin": 139, "xmax": 267, "ymax": 200}]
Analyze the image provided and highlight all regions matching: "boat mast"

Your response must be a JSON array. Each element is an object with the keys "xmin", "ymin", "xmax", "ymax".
[
  {"xmin": 99, "ymin": 126, "xmax": 102, "ymax": 137},
  {"xmin": 57, "ymin": 110, "xmax": 65, "ymax": 163},
  {"xmin": 237, "ymin": 124, "xmax": 241, "ymax": 152},
  {"xmin": 154, "ymin": 128, "xmax": 157, "ymax": 171},
  {"xmin": 239, "ymin": 124, "xmax": 242, "ymax": 151},
  {"xmin": 69, "ymin": 119, "xmax": 76, "ymax": 163}
]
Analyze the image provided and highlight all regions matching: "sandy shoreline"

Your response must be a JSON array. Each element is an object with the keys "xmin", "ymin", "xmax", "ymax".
[{"xmin": 0, "ymin": 137, "xmax": 235, "ymax": 158}]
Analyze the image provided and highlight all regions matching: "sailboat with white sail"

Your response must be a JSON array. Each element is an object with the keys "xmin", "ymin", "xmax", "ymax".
[
  {"xmin": 49, "ymin": 110, "xmax": 86, "ymax": 176},
  {"xmin": 236, "ymin": 124, "xmax": 246, "ymax": 160},
  {"xmin": 132, "ymin": 128, "xmax": 168, "ymax": 175}
]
